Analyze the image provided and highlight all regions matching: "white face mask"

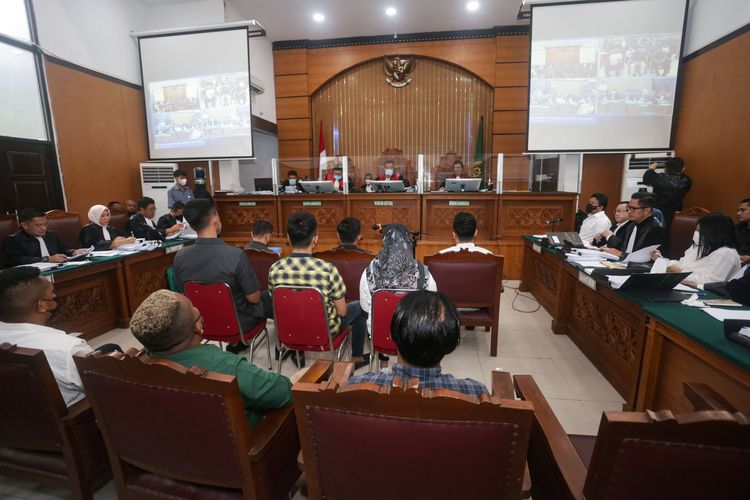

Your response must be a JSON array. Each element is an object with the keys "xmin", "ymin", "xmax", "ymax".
[
  {"xmin": 692, "ymin": 230, "xmax": 700, "ymax": 246},
  {"xmin": 178, "ymin": 178, "xmax": 187, "ymax": 186},
  {"xmin": 289, "ymin": 178, "xmax": 296, "ymax": 185},
  {"xmin": 384, "ymin": 168, "xmax": 393, "ymax": 176}
]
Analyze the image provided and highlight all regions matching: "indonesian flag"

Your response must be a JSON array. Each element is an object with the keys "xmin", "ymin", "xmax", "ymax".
[{"xmin": 318, "ymin": 121, "xmax": 326, "ymax": 180}]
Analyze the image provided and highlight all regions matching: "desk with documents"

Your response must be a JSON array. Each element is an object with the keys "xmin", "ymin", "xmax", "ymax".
[
  {"xmin": 41, "ymin": 240, "xmax": 188, "ymax": 340},
  {"xmin": 520, "ymin": 236, "xmax": 750, "ymax": 412}
]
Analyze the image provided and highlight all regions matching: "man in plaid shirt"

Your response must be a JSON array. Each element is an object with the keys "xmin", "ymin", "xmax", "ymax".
[
  {"xmin": 349, "ymin": 290, "xmax": 488, "ymax": 396},
  {"xmin": 269, "ymin": 212, "xmax": 368, "ymax": 369}
]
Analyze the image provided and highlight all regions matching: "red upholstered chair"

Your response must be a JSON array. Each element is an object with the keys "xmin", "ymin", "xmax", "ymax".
[
  {"xmin": 108, "ymin": 211, "xmax": 128, "ymax": 236},
  {"xmin": 184, "ymin": 282, "xmax": 271, "ymax": 368},
  {"xmin": 514, "ymin": 375, "xmax": 750, "ymax": 500},
  {"xmin": 314, "ymin": 248, "xmax": 372, "ymax": 302},
  {"xmin": 369, "ymin": 289, "xmax": 412, "ymax": 371},
  {"xmin": 272, "ymin": 286, "xmax": 351, "ymax": 373},
  {"xmin": 74, "ymin": 350, "xmax": 333, "ymax": 500},
  {"xmin": 0, "ymin": 343, "xmax": 111, "ymax": 499},
  {"xmin": 0, "ymin": 213, "xmax": 19, "ymax": 268},
  {"xmin": 424, "ymin": 250, "xmax": 504, "ymax": 356},
  {"xmin": 244, "ymin": 248, "xmax": 280, "ymax": 291},
  {"xmin": 293, "ymin": 362, "xmax": 534, "ymax": 500},
  {"xmin": 669, "ymin": 207, "xmax": 709, "ymax": 259},
  {"xmin": 45, "ymin": 209, "xmax": 81, "ymax": 249}
]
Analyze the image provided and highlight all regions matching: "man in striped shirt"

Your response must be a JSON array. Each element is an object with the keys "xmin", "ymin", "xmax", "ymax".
[{"xmin": 348, "ymin": 290, "xmax": 488, "ymax": 396}]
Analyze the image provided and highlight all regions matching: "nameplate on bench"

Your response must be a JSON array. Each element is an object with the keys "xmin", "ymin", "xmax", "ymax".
[
  {"xmin": 165, "ymin": 244, "xmax": 183, "ymax": 254},
  {"xmin": 578, "ymin": 271, "xmax": 597, "ymax": 291},
  {"xmin": 239, "ymin": 202, "xmax": 256, "ymax": 207},
  {"xmin": 373, "ymin": 200, "xmax": 393, "ymax": 206},
  {"xmin": 533, "ymin": 243, "xmax": 542, "ymax": 254},
  {"xmin": 449, "ymin": 200, "xmax": 470, "ymax": 207},
  {"xmin": 303, "ymin": 201, "xmax": 322, "ymax": 207}
]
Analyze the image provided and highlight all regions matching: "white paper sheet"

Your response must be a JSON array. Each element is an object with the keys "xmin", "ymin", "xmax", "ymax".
[
  {"xmin": 702, "ymin": 308, "xmax": 750, "ymax": 322},
  {"xmin": 607, "ymin": 275, "xmax": 630, "ymax": 289},
  {"xmin": 650, "ymin": 257, "xmax": 669, "ymax": 274},
  {"xmin": 91, "ymin": 250, "xmax": 122, "ymax": 257},
  {"xmin": 674, "ymin": 283, "xmax": 699, "ymax": 292},
  {"xmin": 574, "ymin": 260, "xmax": 607, "ymax": 268},
  {"xmin": 622, "ymin": 244, "xmax": 660, "ymax": 264},
  {"xmin": 16, "ymin": 262, "xmax": 60, "ymax": 271}
]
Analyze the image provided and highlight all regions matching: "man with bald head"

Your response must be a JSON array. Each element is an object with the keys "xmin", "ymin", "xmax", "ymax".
[
  {"xmin": 124, "ymin": 199, "xmax": 138, "ymax": 217},
  {"xmin": 129, "ymin": 290, "xmax": 291, "ymax": 428}
]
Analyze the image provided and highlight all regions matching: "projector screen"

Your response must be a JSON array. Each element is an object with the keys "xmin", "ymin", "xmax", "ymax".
[
  {"xmin": 138, "ymin": 27, "xmax": 253, "ymax": 160},
  {"xmin": 527, "ymin": 0, "xmax": 688, "ymax": 152}
]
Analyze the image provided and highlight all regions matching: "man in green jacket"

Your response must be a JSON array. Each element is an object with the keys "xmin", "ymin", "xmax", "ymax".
[{"xmin": 129, "ymin": 289, "xmax": 291, "ymax": 428}]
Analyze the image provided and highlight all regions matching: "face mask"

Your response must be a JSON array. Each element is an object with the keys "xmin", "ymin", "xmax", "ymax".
[
  {"xmin": 385, "ymin": 169, "xmax": 393, "ymax": 176},
  {"xmin": 178, "ymin": 178, "xmax": 187, "ymax": 186},
  {"xmin": 334, "ymin": 174, "xmax": 342, "ymax": 180},
  {"xmin": 585, "ymin": 203, "xmax": 596, "ymax": 214},
  {"xmin": 692, "ymin": 230, "xmax": 700, "ymax": 246},
  {"xmin": 289, "ymin": 178, "xmax": 296, "ymax": 185}
]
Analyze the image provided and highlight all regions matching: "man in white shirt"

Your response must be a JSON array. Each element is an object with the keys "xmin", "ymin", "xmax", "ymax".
[
  {"xmin": 578, "ymin": 192, "xmax": 612, "ymax": 245},
  {"xmin": 0, "ymin": 267, "xmax": 116, "ymax": 406},
  {"xmin": 439, "ymin": 212, "xmax": 493, "ymax": 255}
]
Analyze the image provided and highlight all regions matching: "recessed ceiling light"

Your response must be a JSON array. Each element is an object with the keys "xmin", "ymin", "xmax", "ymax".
[
  {"xmin": 466, "ymin": 1, "xmax": 480, "ymax": 12},
  {"xmin": 385, "ymin": 7, "xmax": 397, "ymax": 16},
  {"xmin": 312, "ymin": 13, "xmax": 325, "ymax": 22}
]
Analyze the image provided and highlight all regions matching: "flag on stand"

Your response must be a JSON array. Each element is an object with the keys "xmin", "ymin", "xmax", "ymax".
[
  {"xmin": 318, "ymin": 121, "xmax": 327, "ymax": 180},
  {"xmin": 472, "ymin": 116, "xmax": 485, "ymax": 186}
]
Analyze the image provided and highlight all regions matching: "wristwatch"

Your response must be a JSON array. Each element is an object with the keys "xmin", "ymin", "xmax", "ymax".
[{"xmin": 42, "ymin": 256, "xmax": 49, "ymax": 262}]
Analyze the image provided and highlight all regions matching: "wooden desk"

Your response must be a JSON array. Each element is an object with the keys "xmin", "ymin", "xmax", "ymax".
[
  {"xmin": 214, "ymin": 195, "xmax": 279, "ymax": 238},
  {"xmin": 277, "ymin": 194, "xmax": 347, "ymax": 239},
  {"xmin": 421, "ymin": 193, "xmax": 499, "ymax": 240},
  {"xmin": 347, "ymin": 193, "xmax": 421, "ymax": 240},
  {"xmin": 520, "ymin": 237, "xmax": 750, "ymax": 411}
]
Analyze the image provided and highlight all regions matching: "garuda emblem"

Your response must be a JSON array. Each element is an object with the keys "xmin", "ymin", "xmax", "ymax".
[{"xmin": 384, "ymin": 56, "xmax": 415, "ymax": 88}]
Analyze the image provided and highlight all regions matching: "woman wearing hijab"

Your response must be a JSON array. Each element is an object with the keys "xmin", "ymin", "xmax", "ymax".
[
  {"xmin": 79, "ymin": 205, "xmax": 135, "ymax": 250},
  {"xmin": 359, "ymin": 224, "xmax": 437, "ymax": 369},
  {"xmin": 651, "ymin": 212, "xmax": 740, "ymax": 286}
]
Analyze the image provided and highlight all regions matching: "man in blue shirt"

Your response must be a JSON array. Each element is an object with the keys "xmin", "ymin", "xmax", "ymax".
[
  {"xmin": 167, "ymin": 169, "xmax": 195, "ymax": 208},
  {"xmin": 348, "ymin": 290, "xmax": 488, "ymax": 396}
]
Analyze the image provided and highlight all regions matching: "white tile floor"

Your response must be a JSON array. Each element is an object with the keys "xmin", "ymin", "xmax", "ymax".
[{"xmin": 0, "ymin": 281, "xmax": 625, "ymax": 498}]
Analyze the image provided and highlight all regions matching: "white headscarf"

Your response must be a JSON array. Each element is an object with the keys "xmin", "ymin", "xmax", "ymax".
[{"xmin": 88, "ymin": 204, "xmax": 111, "ymax": 241}]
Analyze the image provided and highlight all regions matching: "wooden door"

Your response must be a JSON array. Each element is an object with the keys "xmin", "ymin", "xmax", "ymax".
[{"xmin": 0, "ymin": 137, "xmax": 64, "ymax": 214}]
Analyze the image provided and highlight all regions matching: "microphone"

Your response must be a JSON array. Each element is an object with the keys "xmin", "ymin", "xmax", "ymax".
[{"xmin": 546, "ymin": 216, "xmax": 563, "ymax": 225}]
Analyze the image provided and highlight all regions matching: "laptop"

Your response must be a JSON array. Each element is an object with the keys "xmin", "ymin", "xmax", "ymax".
[{"xmin": 619, "ymin": 272, "xmax": 692, "ymax": 301}]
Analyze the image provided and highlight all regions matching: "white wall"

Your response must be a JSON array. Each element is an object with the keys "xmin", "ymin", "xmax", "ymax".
[
  {"xmin": 32, "ymin": 0, "xmax": 225, "ymax": 84},
  {"xmin": 684, "ymin": 0, "xmax": 750, "ymax": 54}
]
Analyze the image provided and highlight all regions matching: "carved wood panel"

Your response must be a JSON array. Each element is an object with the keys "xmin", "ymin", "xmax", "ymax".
[
  {"xmin": 223, "ymin": 207, "xmax": 273, "ymax": 226},
  {"xmin": 572, "ymin": 289, "xmax": 639, "ymax": 363},
  {"xmin": 49, "ymin": 284, "xmax": 106, "ymax": 329},
  {"xmin": 507, "ymin": 208, "xmax": 562, "ymax": 228},
  {"xmin": 533, "ymin": 259, "xmax": 558, "ymax": 296}
]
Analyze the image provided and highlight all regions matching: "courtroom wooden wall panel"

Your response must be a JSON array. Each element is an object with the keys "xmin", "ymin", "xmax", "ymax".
[
  {"xmin": 579, "ymin": 154, "xmax": 626, "ymax": 220},
  {"xmin": 276, "ymin": 96, "xmax": 310, "ymax": 119},
  {"xmin": 279, "ymin": 159, "xmax": 314, "ymax": 179},
  {"xmin": 493, "ymin": 134, "xmax": 527, "ymax": 154},
  {"xmin": 495, "ymin": 35, "xmax": 530, "ymax": 63},
  {"xmin": 493, "ymin": 87, "xmax": 529, "ymax": 110},
  {"xmin": 304, "ymin": 38, "xmax": 497, "ymax": 93},
  {"xmin": 675, "ymin": 29, "xmax": 750, "ymax": 217},
  {"xmin": 274, "ymin": 74, "xmax": 309, "ymax": 97},
  {"xmin": 495, "ymin": 63, "xmax": 529, "ymax": 87},
  {"xmin": 278, "ymin": 139, "xmax": 312, "ymax": 159},
  {"xmin": 277, "ymin": 118, "xmax": 312, "ymax": 141},
  {"xmin": 492, "ymin": 111, "xmax": 528, "ymax": 134},
  {"xmin": 44, "ymin": 59, "xmax": 146, "ymax": 224},
  {"xmin": 273, "ymin": 48, "xmax": 308, "ymax": 75}
]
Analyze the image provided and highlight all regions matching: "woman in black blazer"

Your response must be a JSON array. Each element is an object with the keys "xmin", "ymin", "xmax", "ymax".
[{"xmin": 79, "ymin": 205, "xmax": 135, "ymax": 250}]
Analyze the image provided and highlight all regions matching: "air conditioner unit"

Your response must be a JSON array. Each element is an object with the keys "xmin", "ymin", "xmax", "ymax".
[
  {"xmin": 250, "ymin": 75, "xmax": 265, "ymax": 95},
  {"xmin": 140, "ymin": 163, "xmax": 177, "ymax": 221},
  {"xmin": 621, "ymin": 151, "xmax": 674, "ymax": 201}
]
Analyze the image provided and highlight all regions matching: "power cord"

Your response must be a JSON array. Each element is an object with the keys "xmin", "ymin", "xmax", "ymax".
[{"xmin": 502, "ymin": 278, "xmax": 541, "ymax": 313}]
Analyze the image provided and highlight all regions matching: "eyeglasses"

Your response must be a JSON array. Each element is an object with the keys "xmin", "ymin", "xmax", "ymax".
[
  {"xmin": 615, "ymin": 209, "xmax": 629, "ymax": 213},
  {"xmin": 626, "ymin": 205, "xmax": 646, "ymax": 211}
]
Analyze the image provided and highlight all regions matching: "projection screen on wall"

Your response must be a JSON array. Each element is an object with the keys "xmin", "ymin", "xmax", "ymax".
[
  {"xmin": 138, "ymin": 27, "xmax": 253, "ymax": 160},
  {"xmin": 527, "ymin": 0, "xmax": 688, "ymax": 152}
]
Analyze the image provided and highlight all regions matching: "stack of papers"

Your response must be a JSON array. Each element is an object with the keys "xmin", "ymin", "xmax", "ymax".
[
  {"xmin": 17, "ymin": 262, "xmax": 60, "ymax": 271},
  {"xmin": 91, "ymin": 250, "xmax": 122, "ymax": 257},
  {"xmin": 702, "ymin": 308, "xmax": 750, "ymax": 322},
  {"xmin": 566, "ymin": 248, "xmax": 619, "ymax": 263}
]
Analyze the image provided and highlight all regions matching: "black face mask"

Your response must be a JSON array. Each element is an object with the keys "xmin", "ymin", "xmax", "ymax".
[
  {"xmin": 175, "ymin": 215, "xmax": 184, "ymax": 222},
  {"xmin": 585, "ymin": 203, "xmax": 597, "ymax": 214}
]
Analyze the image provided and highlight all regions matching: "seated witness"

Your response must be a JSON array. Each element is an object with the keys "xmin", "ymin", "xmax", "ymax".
[
  {"xmin": 359, "ymin": 224, "xmax": 437, "ymax": 367},
  {"xmin": 173, "ymin": 200, "xmax": 270, "ymax": 353},
  {"xmin": 156, "ymin": 201, "xmax": 184, "ymax": 232},
  {"xmin": 348, "ymin": 290, "xmax": 488, "ymax": 395},
  {"xmin": 578, "ymin": 192, "xmax": 612, "ymax": 245},
  {"xmin": 330, "ymin": 217, "xmax": 371, "ymax": 254},
  {"xmin": 0, "ymin": 267, "xmax": 120, "ymax": 406},
  {"xmin": 3, "ymin": 208, "xmax": 86, "ymax": 266},
  {"xmin": 604, "ymin": 192, "xmax": 668, "ymax": 258},
  {"xmin": 268, "ymin": 212, "xmax": 368, "ymax": 368},
  {"xmin": 126, "ymin": 196, "xmax": 182, "ymax": 240},
  {"xmin": 79, "ymin": 205, "xmax": 135, "ymax": 250},
  {"xmin": 652, "ymin": 213, "xmax": 740, "ymax": 286},
  {"xmin": 439, "ymin": 212, "xmax": 493, "ymax": 255},
  {"xmin": 593, "ymin": 201, "xmax": 633, "ymax": 248},
  {"xmin": 736, "ymin": 198, "xmax": 750, "ymax": 264},
  {"xmin": 129, "ymin": 289, "xmax": 291, "ymax": 428},
  {"xmin": 243, "ymin": 219, "xmax": 276, "ymax": 253}
]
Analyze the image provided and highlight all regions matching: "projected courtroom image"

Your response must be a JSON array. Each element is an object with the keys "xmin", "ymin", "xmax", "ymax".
[
  {"xmin": 530, "ymin": 79, "xmax": 597, "ymax": 116},
  {"xmin": 531, "ymin": 40, "xmax": 598, "ymax": 79},
  {"xmin": 149, "ymin": 72, "xmax": 251, "ymax": 150},
  {"xmin": 599, "ymin": 34, "xmax": 680, "ymax": 78},
  {"xmin": 597, "ymin": 77, "xmax": 676, "ymax": 116}
]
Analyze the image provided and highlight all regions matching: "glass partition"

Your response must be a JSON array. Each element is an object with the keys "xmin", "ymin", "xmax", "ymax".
[
  {"xmin": 420, "ymin": 152, "xmax": 496, "ymax": 193},
  {"xmin": 496, "ymin": 152, "xmax": 581, "ymax": 193}
]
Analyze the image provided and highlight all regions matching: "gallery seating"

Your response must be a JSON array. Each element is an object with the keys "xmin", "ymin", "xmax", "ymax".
[
  {"xmin": 314, "ymin": 248, "xmax": 372, "ymax": 302},
  {"xmin": 45, "ymin": 209, "xmax": 81, "ymax": 249},
  {"xmin": 669, "ymin": 206, "xmax": 710, "ymax": 259}
]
